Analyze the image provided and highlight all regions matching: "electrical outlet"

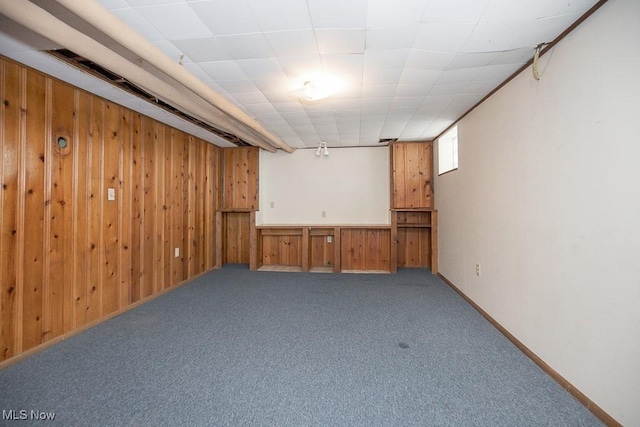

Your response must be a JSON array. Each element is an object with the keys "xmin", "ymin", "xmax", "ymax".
[
  {"xmin": 107, "ymin": 188, "xmax": 115, "ymax": 201},
  {"xmin": 475, "ymin": 263, "xmax": 481, "ymax": 276},
  {"xmin": 327, "ymin": 236, "xmax": 332, "ymax": 243},
  {"xmin": 175, "ymin": 248, "xmax": 180, "ymax": 258},
  {"xmin": 321, "ymin": 211, "xmax": 326, "ymax": 218},
  {"xmin": 270, "ymin": 201, "xmax": 275, "ymax": 208}
]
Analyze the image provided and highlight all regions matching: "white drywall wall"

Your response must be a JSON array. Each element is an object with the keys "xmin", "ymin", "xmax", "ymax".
[
  {"xmin": 258, "ymin": 146, "xmax": 390, "ymax": 225},
  {"xmin": 434, "ymin": 1, "xmax": 640, "ymax": 424}
]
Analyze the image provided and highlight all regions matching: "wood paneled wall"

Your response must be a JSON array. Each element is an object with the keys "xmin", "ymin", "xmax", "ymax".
[
  {"xmin": 222, "ymin": 212, "xmax": 251, "ymax": 264},
  {"xmin": 221, "ymin": 147, "xmax": 258, "ymax": 210},
  {"xmin": 0, "ymin": 57, "xmax": 219, "ymax": 363},
  {"xmin": 391, "ymin": 141, "xmax": 433, "ymax": 208},
  {"xmin": 340, "ymin": 228, "xmax": 391, "ymax": 272}
]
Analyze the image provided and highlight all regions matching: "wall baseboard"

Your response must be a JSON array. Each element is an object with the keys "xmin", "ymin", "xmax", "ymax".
[{"xmin": 437, "ymin": 273, "xmax": 621, "ymax": 427}]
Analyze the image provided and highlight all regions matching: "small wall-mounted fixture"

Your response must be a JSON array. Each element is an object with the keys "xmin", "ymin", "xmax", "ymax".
[
  {"xmin": 315, "ymin": 142, "xmax": 329, "ymax": 157},
  {"xmin": 57, "ymin": 136, "xmax": 68, "ymax": 149}
]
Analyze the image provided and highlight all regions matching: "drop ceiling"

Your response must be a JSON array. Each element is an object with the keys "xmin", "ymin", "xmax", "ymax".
[{"xmin": 0, "ymin": 0, "xmax": 601, "ymax": 150}]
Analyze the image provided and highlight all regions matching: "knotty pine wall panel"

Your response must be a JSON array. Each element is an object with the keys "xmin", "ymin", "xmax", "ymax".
[
  {"xmin": 391, "ymin": 141, "xmax": 433, "ymax": 208},
  {"xmin": 340, "ymin": 228, "xmax": 391, "ymax": 272},
  {"xmin": 397, "ymin": 228, "xmax": 431, "ymax": 268},
  {"xmin": 221, "ymin": 147, "xmax": 258, "ymax": 210},
  {"xmin": 0, "ymin": 56, "xmax": 220, "ymax": 363},
  {"xmin": 223, "ymin": 212, "xmax": 251, "ymax": 264}
]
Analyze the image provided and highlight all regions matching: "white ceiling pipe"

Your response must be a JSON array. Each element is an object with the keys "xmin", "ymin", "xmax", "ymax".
[
  {"xmin": 54, "ymin": 0, "xmax": 295, "ymax": 154},
  {"xmin": 0, "ymin": 0, "xmax": 278, "ymax": 153}
]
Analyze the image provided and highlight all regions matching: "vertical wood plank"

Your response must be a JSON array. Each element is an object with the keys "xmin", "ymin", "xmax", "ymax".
[
  {"xmin": 141, "ymin": 116, "xmax": 155, "ymax": 298},
  {"xmin": 72, "ymin": 91, "xmax": 89, "ymax": 328},
  {"xmin": 21, "ymin": 69, "xmax": 46, "ymax": 351},
  {"xmin": 119, "ymin": 109, "xmax": 132, "ymax": 307},
  {"xmin": 0, "ymin": 60, "xmax": 20, "ymax": 360},
  {"xmin": 390, "ymin": 211, "xmax": 398, "ymax": 273},
  {"xmin": 48, "ymin": 80, "xmax": 75, "ymax": 338},
  {"xmin": 164, "ymin": 128, "xmax": 174, "ymax": 287},
  {"xmin": 85, "ymin": 97, "xmax": 102, "ymax": 322},
  {"xmin": 129, "ymin": 113, "xmax": 143, "ymax": 303},
  {"xmin": 204, "ymin": 143, "xmax": 216, "ymax": 270},
  {"xmin": 181, "ymin": 133, "xmax": 190, "ymax": 280},
  {"xmin": 172, "ymin": 130, "xmax": 185, "ymax": 283},
  {"xmin": 101, "ymin": 102, "xmax": 121, "ymax": 315},
  {"xmin": 215, "ymin": 210, "xmax": 222, "ymax": 268},
  {"xmin": 187, "ymin": 137, "xmax": 197, "ymax": 277},
  {"xmin": 154, "ymin": 123, "xmax": 166, "ymax": 291}
]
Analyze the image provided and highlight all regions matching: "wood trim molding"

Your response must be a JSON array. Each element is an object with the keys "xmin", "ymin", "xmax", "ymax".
[{"xmin": 437, "ymin": 273, "xmax": 621, "ymax": 427}]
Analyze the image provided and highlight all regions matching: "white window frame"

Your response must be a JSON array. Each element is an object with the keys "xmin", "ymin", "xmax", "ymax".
[{"xmin": 438, "ymin": 126, "xmax": 458, "ymax": 175}]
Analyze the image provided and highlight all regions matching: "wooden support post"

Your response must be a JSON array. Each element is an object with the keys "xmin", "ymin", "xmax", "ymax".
[
  {"xmin": 249, "ymin": 211, "xmax": 257, "ymax": 270},
  {"xmin": 333, "ymin": 227, "xmax": 341, "ymax": 273},
  {"xmin": 215, "ymin": 211, "xmax": 222, "ymax": 268},
  {"xmin": 301, "ymin": 227, "xmax": 310, "ymax": 272},
  {"xmin": 390, "ymin": 210, "xmax": 398, "ymax": 273},
  {"xmin": 431, "ymin": 211, "xmax": 438, "ymax": 274}
]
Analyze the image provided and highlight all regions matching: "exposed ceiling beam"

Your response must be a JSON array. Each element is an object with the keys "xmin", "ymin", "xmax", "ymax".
[
  {"xmin": 0, "ymin": 0, "xmax": 280, "ymax": 152},
  {"xmin": 52, "ymin": 0, "xmax": 295, "ymax": 154}
]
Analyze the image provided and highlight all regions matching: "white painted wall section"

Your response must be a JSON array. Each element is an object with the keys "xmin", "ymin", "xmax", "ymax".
[
  {"xmin": 258, "ymin": 146, "xmax": 390, "ymax": 225},
  {"xmin": 434, "ymin": 1, "xmax": 640, "ymax": 425}
]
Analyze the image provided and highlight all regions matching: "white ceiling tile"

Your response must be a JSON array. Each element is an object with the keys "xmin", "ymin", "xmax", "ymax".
[
  {"xmin": 446, "ymin": 52, "xmax": 503, "ymax": 70},
  {"xmin": 361, "ymin": 98, "xmax": 392, "ymax": 111},
  {"xmin": 364, "ymin": 49, "xmax": 410, "ymax": 69},
  {"xmin": 463, "ymin": 15, "xmax": 578, "ymax": 53},
  {"xmin": 188, "ymin": 0, "xmax": 261, "ymax": 36},
  {"xmin": 362, "ymin": 85, "xmax": 397, "ymax": 98},
  {"xmin": 248, "ymin": 0, "xmax": 313, "ymax": 32},
  {"xmin": 246, "ymin": 103, "xmax": 278, "ymax": 115},
  {"xmin": 413, "ymin": 23, "xmax": 476, "ymax": 53},
  {"xmin": 428, "ymin": 82, "xmax": 470, "ymax": 96},
  {"xmin": 321, "ymin": 54, "xmax": 364, "ymax": 75},
  {"xmin": 365, "ymin": 24, "xmax": 419, "ymax": 51},
  {"xmin": 315, "ymin": 29, "xmax": 366, "ymax": 55},
  {"xmin": 134, "ymin": 4, "xmax": 212, "ymax": 40},
  {"xmin": 436, "ymin": 68, "xmax": 481, "ymax": 85},
  {"xmin": 367, "ymin": 0, "xmax": 427, "ymax": 27},
  {"xmin": 122, "ymin": 0, "xmax": 175, "ymax": 6},
  {"xmin": 398, "ymin": 68, "xmax": 442, "ymax": 86},
  {"xmin": 172, "ymin": 38, "xmax": 231, "ymax": 62},
  {"xmin": 421, "ymin": 95, "xmax": 454, "ymax": 108},
  {"xmin": 237, "ymin": 58, "xmax": 285, "ymax": 80},
  {"xmin": 199, "ymin": 61, "xmax": 249, "ymax": 81},
  {"xmin": 472, "ymin": 64, "xmax": 520, "ymax": 81},
  {"xmin": 363, "ymin": 68, "xmax": 404, "ymax": 85},
  {"xmin": 391, "ymin": 96, "xmax": 425, "ymax": 108},
  {"xmin": 405, "ymin": 49, "xmax": 455, "ymax": 70},
  {"xmin": 216, "ymin": 33, "xmax": 275, "ymax": 60},
  {"xmin": 394, "ymin": 83, "xmax": 430, "ymax": 98},
  {"xmin": 182, "ymin": 62, "xmax": 216, "ymax": 83},
  {"xmin": 215, "ymin": 79, "xmax": 260, "ymax": 93},
  {"xmin": 307, "ymin": 0, "xmax": 367, "ymax": 29},
  {"xmin": 277, "ymin": 55, "xmax": 323, "ymax": 79},
  {"xmin": 421, "ymin": 0, "xmax": 490, "ymax": 23},
  {"xmin": 252, "ymin": 76, "xmax": 291, "ymax": 94},
  {"xmin": 96, "ymin": 0, "xmax": 128, "ymax": 7},
  {"xmin": 491, "ymin": 47, "xmax": 535, "ymax": 65},
  {"xmin": 480, "ymin": 0, "xmax": 595, "ymax": 23},
  {"xmin": 265, "ymin": 30, "xmax": 318, "ymax": 57},
  {"xmin": 111, "ymin": 7, "xmax": 165, "ymax": 41},
  {"xmin": 230, "ymin": 91, "xmax": 270, "ymax": 105}
]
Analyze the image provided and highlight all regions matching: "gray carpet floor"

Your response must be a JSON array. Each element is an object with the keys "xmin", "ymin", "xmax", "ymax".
[{"xmin": 0, "ymin": 266, "xmax": 601, "ymax": 426}]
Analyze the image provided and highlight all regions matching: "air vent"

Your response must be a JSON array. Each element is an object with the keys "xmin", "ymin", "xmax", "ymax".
[
  {"xmin": 378, "ymin": 138, "xmax": 398, "ymax": 144},
  {"xmin": 47, "ymin": 49, "xmax": 251, "ymax": 147}
]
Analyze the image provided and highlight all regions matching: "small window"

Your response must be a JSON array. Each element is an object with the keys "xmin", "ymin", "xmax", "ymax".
[{"xmin": 438, "ymin": 126, "xmax": 458, "ymax": 175}]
